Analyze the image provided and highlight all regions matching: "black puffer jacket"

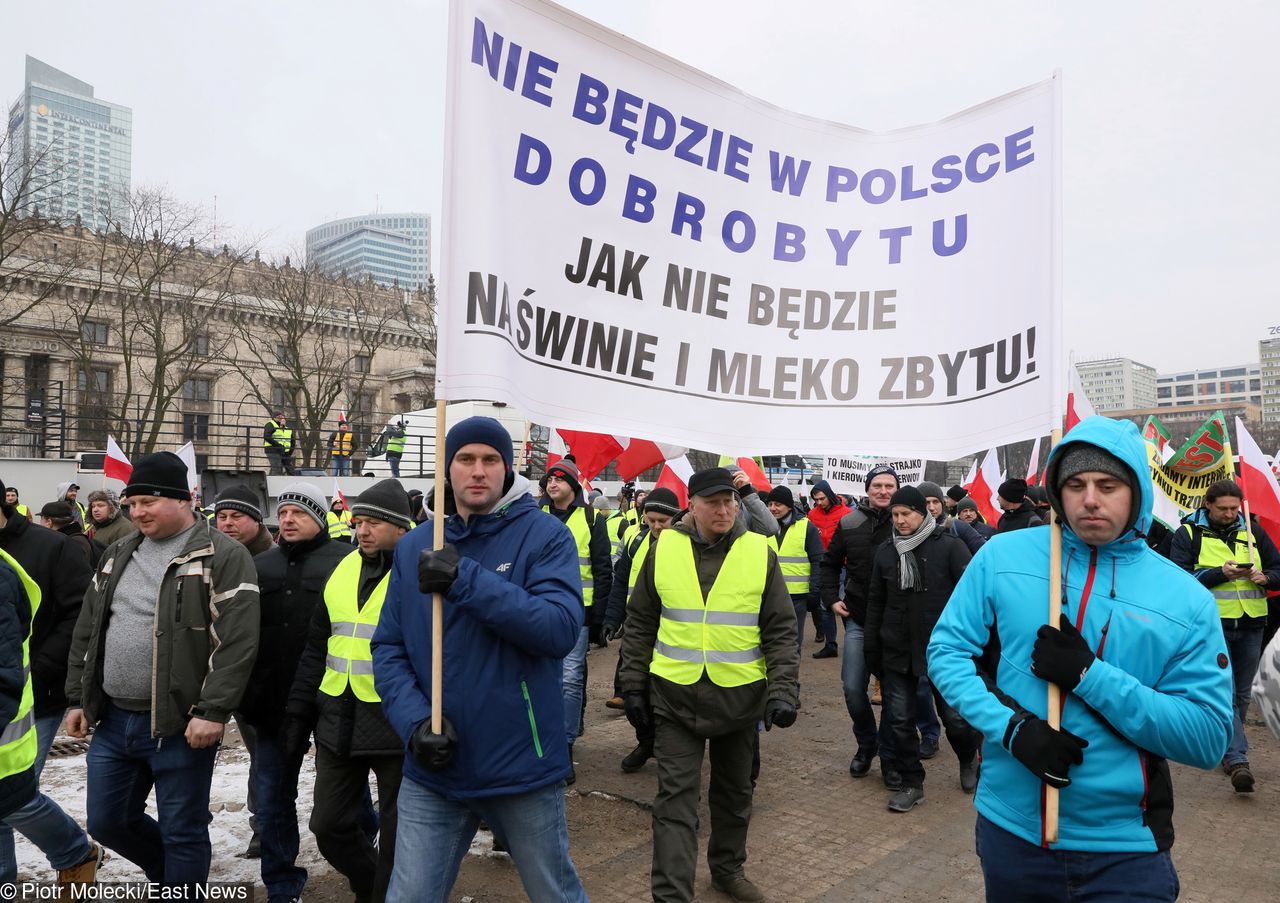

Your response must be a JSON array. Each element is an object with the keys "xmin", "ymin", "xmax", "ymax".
[
  {"xmin": 865, "ymin": 530, "xmax": 971, "ymax": 676},
  {"xmin": 0, "ymin": 510, "xmax": 92, "ymax": 718},
  {"xmin": 239, "ymin": 532, "xmax": 349, "ymax": 732},
  {"xmin": 995, "ymin": 505, "xmax": 1043, "ymax": 533},
  {"xmin": 819, "ymin": 501, "xmax": 893, "ymax": 625},
  {"xmin": 0, "ymin": 559, "xmax": 37, "ymax": 819},
  {"xmin": 287, "ymin": 548, "xmax": 401, "ymax": 757}
]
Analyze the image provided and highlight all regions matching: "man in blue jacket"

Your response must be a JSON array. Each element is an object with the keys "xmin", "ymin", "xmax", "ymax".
[
  {"xmin": 372, "ymin": 417, "xmax": 588, "ymax": 903},
  {"xmin": 928, "ymin": 416, "xmax": 1233, "ymax": 901}
]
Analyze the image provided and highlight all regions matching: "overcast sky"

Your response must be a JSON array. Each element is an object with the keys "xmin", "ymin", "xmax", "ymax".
[{"xmin": 5, "ymin": 0, "xmax": 1276, "ymax": 374}]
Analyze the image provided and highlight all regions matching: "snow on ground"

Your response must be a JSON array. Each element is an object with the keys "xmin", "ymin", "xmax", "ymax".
[{"xmin": 18, "ymin": 734, "xmax": 497, "ymax": 887}]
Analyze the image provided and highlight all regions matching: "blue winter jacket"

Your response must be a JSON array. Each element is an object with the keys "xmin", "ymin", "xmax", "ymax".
[
  {"xmin": 372, "ymin": 475, "xmax": 583, "ymax": 798},
  {"xmin": 928, "ymin": 416, "xmax": 1233, "ymax": 852}
]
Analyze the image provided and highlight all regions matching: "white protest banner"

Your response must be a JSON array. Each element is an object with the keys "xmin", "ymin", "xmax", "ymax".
[
  {"xmin": 439, "ymin": 0, "xmax": 1060, "ymax": 458},
  {"xmin": 822, "ymin": 456, "xmax": 925, "ymax": 498}
]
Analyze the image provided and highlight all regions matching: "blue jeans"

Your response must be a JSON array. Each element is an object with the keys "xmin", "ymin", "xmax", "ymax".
[
  {"xmin": 0, "ymin": 711, "xmax": 93, "ymax": 882},
  {"xmin": 331, "ymin": 457, "xmax": 351, "ymax": 476},
  {"xmin": 882, "ymin": 669, "xmax": 978, "ymax": 789},
  {"xmin": 917, "ymin": 676, "xmax": 940, "ymax": 744},
  {"xmin": 388, "ymin": 454, "xmax": 401, "ymax": 478},
  {"xmin": 818, "ymin": 607, "xmax": 838, "ymax": 653},
  {"xmin": 975, "ymin": 814, "xmax": 1180, "ymax": 902},
  {"xmin": 387, "ymin": 777, "xmax": 586, "ymax": 903},
  {"xmin": 839, "ymin": 619, "xmax": 895, "ymax": 764},
  {"xmin": 562, "ymin": 626, "xmax": 589, "ymax": 749},
  {"xmin": 252, "ymin": 729, "xmax": 307, "ymax": 900},
  {"xmin": 1223, "ymin": 626, "xmax": 1264, "ymax": 765},
  {"xmin": 85, "ymin": 703, "xmax": 219, "ymax": 885}
]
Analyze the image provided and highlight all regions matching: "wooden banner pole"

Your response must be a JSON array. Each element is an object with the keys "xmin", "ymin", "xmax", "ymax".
[
  {"xmin": 1044, "ymin": 426, "xmax": 1064, "ymax": 843},
  {"xmin": 431, "ymin": 398, "xmax": 446, "ymax": 734}
]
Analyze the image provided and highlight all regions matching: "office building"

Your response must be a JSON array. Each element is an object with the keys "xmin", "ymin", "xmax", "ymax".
[
  {"xmin": 1074, "ymin": 357, "xmax": 1157, "ymax": 413},
  {"xmin": 305, "ymin": 213, "xmax": 431, "ymax": 290},
  {"xmin": 1262, "ymin": 335, "xmax": 1280, "ymax": 423},
  {"xmin": 1156, "ymin": 363, "xmax": 1262, "ymax": 412},
  {"xmin": 5, "ymin": 56, "xmax": 132, "ymax": 232}
]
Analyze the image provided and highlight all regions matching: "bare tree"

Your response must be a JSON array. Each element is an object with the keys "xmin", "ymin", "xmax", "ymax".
[{"xmin": 0, "ymin": 129, "xmax": 77, "ymax": 327}]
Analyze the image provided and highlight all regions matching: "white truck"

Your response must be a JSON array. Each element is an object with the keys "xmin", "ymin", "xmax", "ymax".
[{"xmin": 360, "ymin": 401, "xmax": 531, "ymax": 479}]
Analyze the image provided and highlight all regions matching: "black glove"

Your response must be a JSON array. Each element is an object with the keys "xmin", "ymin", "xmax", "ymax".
[
  {"xmin": 1031, "ymin": 614, "xmax": 1095, "ymax": 692},
  {"xmin": 280, "ymin": 714, "xmax": 313, "ymax": 762},
  {"xmin": 410, "ymin": 717, "xmax": 458, "ymax": 771},
  {"xmin": 419, "ymin": 545, "xmax": 461, "ymax": 596},
  {"xmin": 623, "ymin": 692, "xmax": 653, "ymax": 734},
  {"xmin": 588, "ymin": 623, "xmax": 607, "ymax": 647},
  {"xmin": 602, "ymin": 622, "xmax": 623, "ymax": 642},
  {"xmin": 763, "ymin": 698, "xmax": 797, "ymax": 731},
  {"xmin": 1003, "ymin": 715, "xmax": 1088, "ymax": 788}
]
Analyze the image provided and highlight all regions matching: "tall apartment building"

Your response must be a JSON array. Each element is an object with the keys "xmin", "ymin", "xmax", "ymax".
[
  {"xmin": 5, "ymin": 56, "xmax": 132, "ymax": 232},
  {"xmin": 1074, "ymin": 357, "xmax": 1157, "ymax": 413},
  {"xmin": 1261, "ymin": 334, "xmax": 1280, "ymax": 423},
  {"xmin": 1156, "ymin": 363, "xmax": 1262, "ymax": 411},
  {"xmin": 305, "ymin": 213, "xmax": 431, "ymax": 290}
]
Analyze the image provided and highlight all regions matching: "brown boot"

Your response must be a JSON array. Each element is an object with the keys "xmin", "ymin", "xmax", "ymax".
[
  {"xmin": 57, "ymin": 843, "xmax": 103, "ymax": 896},
  {"xmin": 870, "ymin": 677, "xmax": 882, "ymax": 705}
]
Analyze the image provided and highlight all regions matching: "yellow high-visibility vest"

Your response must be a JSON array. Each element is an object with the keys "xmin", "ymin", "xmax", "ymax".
[
  {"xmin": 331, "ymin": 431, "xmax": 353, "ymax": 458},
  {"xmin": 1186, "ymin": 523, "xmax": 1268, "ymax": 619},
  {"xmin": 264, "ymin": 420, "xmax": 293, "ymax": 453},
  {"xmin": 319, "ymin": 551, "xmax": 388, "ymax": 703},
  {"xmin": 776, "ymin": 518, "xmax": 811, "ymax": 596},
  {"xmin": 0, "ymin": 549, "xmax": 41, "ymax": 783},
  {"xmin": 650, "ymin": 530, "xmax": 768, "ymax": 688},
  {"xmin": 565, "ymin": 507, "xmax": 595, "ymax": 608},
  {"xmin": 626, "ymin": 531, "xmax": 653, "ymax": 606},
  {"xmin": 326, "ymin": 510, "xmax": 353, "ymax": 540}
]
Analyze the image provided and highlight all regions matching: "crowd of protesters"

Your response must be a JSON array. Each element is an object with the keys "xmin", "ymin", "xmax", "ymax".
[{"xmin": 1, "ymin": 412, "xmax": 1278, "ymax": 902}]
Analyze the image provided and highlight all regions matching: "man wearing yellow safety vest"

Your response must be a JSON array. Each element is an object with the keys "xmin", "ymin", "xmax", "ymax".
[
  {"xmin": 541, "ymin": 458, "xmax": 612, "ymax": 783},
  {"xmin": 286, "ymin": 479, "xmax": 413, "ymax": 903},
  {"xmin": 0, "ymin": 554, "xmax": 38, "ymax": 823},
  {"xmin": 620, "ymin": 467, "xmax": 799, "ymax": 903},
  {"xmin": 3, "ymin": 487, "xmax": 31, "ymax": 522},
  {"xmin": 327, "ymin": 499, "xmax": 355, "ymax": 543},
  {"xmin": 329, "ymin": 420, "xmax": 354, "ymax": 477},
  {"xmin": 381, "ymin": 420, "xmax": 407, "ymax": 479},
  {"xmin": 602, "ymin": 487, "xmax": 682, "ymax": 772},
  {"xmin": 1169, "ymin": 478, "xmax": 1280, "ymax": 793},
  {"xmin": 763, "ymin": 486, "xmax": 824, "ymax": 663},
  {"xmin": 264, "ymin": 412, "xmax": 294, "ymax": 476}
]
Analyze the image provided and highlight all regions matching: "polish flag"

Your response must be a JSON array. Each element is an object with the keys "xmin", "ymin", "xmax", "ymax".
[
  {"xmin": 655, "ymin": 454, "xmax": 694, "ymax": 508},
  {"xmin": 615, "ymin": 439, "xmax": 687, "ymax": 481},
  {"xmin": 556, "ymin": 430, "xmax": 624, "ymax": 481},
  {"xmin": 1235, "ymin": 417, "xmax": 1280, "ymax": 559},
  {"xmin": 175, "ymin": 442, "xmax": 200, "ymax": 497},
  {"xmin": 969, "ymin": 448, "xmax": 1002, "ymax": 526},
  {"xmin": 961, "ymin": 458, "xmax": 978, "ymax": 492},
  {"xmin": 729, "ymin": 456, "xmax": 772, "ymax": 492},
  {"xmin": 1065, "ymin": 365, "xmax": 1096, "ymax": 434},
  {"xmin": 1026, "ymin": 437, "xmax": 1042, "ymax": 485},
  {"xmin": 545, "ymin": 429, "xmax": 568, "ymax": 471},
  {"xmin": 104, "ymin": 435, "xmax": 133, "ymax": 483},
  {"xmin": 332, "ymin": 478, "xmax": 349, "ymax": 512}
]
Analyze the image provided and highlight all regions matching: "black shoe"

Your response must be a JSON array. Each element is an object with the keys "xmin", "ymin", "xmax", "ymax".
[
  {"xmin": 621, "ymin": 744, "xmax": 653, "ymax": 773},
  {"xmin": 812, "ymin": 647, "xmax": 838, "ymax": 659},
  {"xmin": 238, "ymin": 832, "xmax": 261, "ymax": 860},
  {"xmin": 882, "ymin": 766, "xmax": 904, "ymax": 791},
  {"xmin": 960, "ymin": 758, "xmax": 979, "ymax": 794},
  {"xmin": 919, "ymin": 736, "xmax": 938, "ymax": 760},
  {"xmin": 849, "ymin": 748, "xmax": 875, "ymax": 778},
  {"xmin": 887, "ymin": 786, "xmax": 924, "ymax": 813},
  {"xmin": 1226, "ymin": 762, "xmax": 1255, "ymax": 793}
]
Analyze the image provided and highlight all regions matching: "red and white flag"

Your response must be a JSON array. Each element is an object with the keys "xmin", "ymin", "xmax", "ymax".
[
  {"xmin": 1026, "ymin": 437, "xmax": 1042, "ymax": 484},
  {"xmin": 104, "ymin": 435, "xmax": 133, "ymax": 483},
  {"xmin": 1065, "ymin": 365, "xmax": 1096, "ymax": 434},
  {"xmin": 968, "ymin": 448, "xmax": 1003, "ymax": 526},
  {"xmin": 332, "ymin": 478, "xmax": 349, "ymax": 512},
  {"xmin": 615, "ymin": 439, "xmax": 688, "ymax": 481},
  {"xmin": 1236, "ymin": 417, "xmax": 1280, "ymax": 553},
  {"xmin": 961, "ymin": 458, "xmax": 978, "ymax": 492},
  {"xmin": 545, "ymin": 429, "xmax": 569, "ymax": 471},
  {"xmin": 556, "ymin": 429, "xmax": 624, "ymax": 481},
  {"xmin": 655, "ymin": 454, "xmax": 695, "ymax": 508}
]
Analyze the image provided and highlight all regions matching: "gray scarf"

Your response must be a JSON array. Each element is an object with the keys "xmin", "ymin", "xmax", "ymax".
[{"xmin": 892, "ymin": 515, "xmax": 936, "ymax": 591}]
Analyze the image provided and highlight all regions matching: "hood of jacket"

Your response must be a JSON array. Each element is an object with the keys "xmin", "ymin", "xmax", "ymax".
[{"xmin": 1188, "ymin": 507, "xmax": 1245, "ymax": 535}]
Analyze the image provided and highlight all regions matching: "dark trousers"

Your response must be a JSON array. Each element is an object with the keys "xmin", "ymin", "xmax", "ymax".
[
  {"xmin": 85, "ymin": 703, "xmax": 218, "ymax": 885},
  {"xmin": 253, "ymin": 728, "xmax": 307, "ymax": 900},
  {"xmin": 311, "ymin": 745, "xmax": 403, "ymax": 903},
  {"xmin": 976, "ymin": 815, "xmax": 1180, "ymax": 902},
  {"xmin": 882, "ymin": 669, "xmax": 978, "ymax": 789},
  {"xmin": 651, "ymin": 716, "xmax": 755, "ymax": 903}
]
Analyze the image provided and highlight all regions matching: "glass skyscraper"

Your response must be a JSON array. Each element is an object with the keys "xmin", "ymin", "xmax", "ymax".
[
  {"xmin": 5, "ymin": 56, "xmax": 132, "ymax": 232},
  {"xmin": 305, "ymin": 213, "xmax": 432, "ymax": 290}
]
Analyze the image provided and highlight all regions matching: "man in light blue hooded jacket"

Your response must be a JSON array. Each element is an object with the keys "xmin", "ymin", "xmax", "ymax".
[{"xmin": 928, "ymin": 416, "xmax": 1233, "ymax": 902}]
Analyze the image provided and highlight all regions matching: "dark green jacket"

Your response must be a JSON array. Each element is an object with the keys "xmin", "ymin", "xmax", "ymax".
[
  {"xmin": 66, "ymin": 519, "xmax": 260, "ymax": 737},
  {"xmin": 619, "ymin": 513, "xmax": 799, "ymax": 735}
]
